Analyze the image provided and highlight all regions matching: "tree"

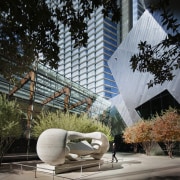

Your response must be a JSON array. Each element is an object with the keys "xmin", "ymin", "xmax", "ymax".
[
  {"xmin": 130, "ymin": 0, "xmax": 180, "ymax": 88},
  {"xmin": 136, "ymin": 120, "xmax": 154, "ymax": 155},
  {"xmin": 123, "ymin": 120, "xmax": 154, "ymax": 155},
  {"xmin": 0, "ymin": 0, "xmax": 120, "ymax": 80},
  {"xmin": 152, "ymin": 108, "xmax": 180, "ymax": 158},
  {"xmin": 0, "ymin": 94, "xmax": 24, "ymax": 164},
  {"xmin": 32, "ymin": 110, "xmax": 113, "ymax": 141},
  {"xmin": 123, "ymin": 126, "xmax": 137, "ymax": 144},
  {"xmin": 123, "ymin": 125, "xmax": 139, "ymax": 153}
]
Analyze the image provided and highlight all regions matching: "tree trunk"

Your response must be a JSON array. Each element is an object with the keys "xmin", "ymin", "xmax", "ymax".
[
  {"xmin": 133, "ymin": 143, "xmax": 137, "ymax": 153},
  {"xmin": 165, "ymin": 141, "xmax": 174, "ymax": 158},
  {"xmin": 0, "ymin": 151, "xmax": 4, "ymax": 166},
  {"xmin": 168, "ymin": 150, "xmax": 173, "ymax": 158}
]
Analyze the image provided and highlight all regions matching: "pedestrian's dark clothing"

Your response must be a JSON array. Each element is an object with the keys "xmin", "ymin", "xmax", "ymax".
[{"xmin": 112, "ymin": 143, "xmax": 118, "ymax": 163}]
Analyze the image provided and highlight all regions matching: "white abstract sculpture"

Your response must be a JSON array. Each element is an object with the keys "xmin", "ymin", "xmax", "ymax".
[{"xmin": 36, "ymin": 128, "xmax": 109, "ymax": 166}]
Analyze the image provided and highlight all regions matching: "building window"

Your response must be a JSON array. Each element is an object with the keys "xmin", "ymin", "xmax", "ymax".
[{"xmin": 136, "ymin": 90, "xmax": 180, "ymax": 119}]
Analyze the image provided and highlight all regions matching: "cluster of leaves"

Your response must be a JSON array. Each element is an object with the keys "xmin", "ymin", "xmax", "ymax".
[
  {"xmin": 130, "ymin": 0, "xmax": 180, "ymax": 88},
  {"xmin": 32, "ymin": 110, "xmax": 113, "ymax": 141},
  {"xmin": 0, "ymin": 94, "xmax": 24, "ymax": 164},
  {"xmin": 0, "ymin": 0, "xmax": 120, "ymax": 80},
  {"xmin": 153, "ymin": 108, "xmax": 180, "ymax": 157},
  {"xmin": 123, "ymin": 107, "xmax": 180, "ymax": 157},
  {"xmin": 0, "ymin": 0, "xmax": 59, "ymax": 80},
  {"xmin": 54, "ymin": 0, "xmax": 120, "ymax": 47},
  {"xmin": 123, "ymin": 120, "xmax": 154, "ymax": 155}
]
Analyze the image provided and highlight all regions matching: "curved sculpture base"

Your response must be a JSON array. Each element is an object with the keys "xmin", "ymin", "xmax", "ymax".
[{"xmin": 37, "ymin": 159, "xmax": 104, "ymax": 174}]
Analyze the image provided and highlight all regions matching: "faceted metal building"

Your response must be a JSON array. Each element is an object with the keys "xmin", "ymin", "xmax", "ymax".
[{"xmin": 108, "ymin": 0, "xmax": 180, "ymax": 126}]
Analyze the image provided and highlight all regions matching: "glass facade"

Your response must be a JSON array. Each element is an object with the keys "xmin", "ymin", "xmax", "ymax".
[
  {"xmin": 0, "ymin": 62, "xmax": 111, "ymax": 118},
  {"xmin": 58, "ymin": 4, "xmax": 119, "ymax": 100},
  {"xmin": 136, "ymin": 90, "xmax": 180, "ymax": 119},
  {"xmin": 119, "ymin": 0, "xmax": 133, "ymax": 43},
  {"xmin": 118, "ymin": 0, "xmax": 145, "ymax": 43},
  {"xmin": 57, "ymin": 0, "xmax": 145, "ymax": 100},
  {"xmin": 132, "ymin": 0, "xmax": 145, "ymax": 26}
]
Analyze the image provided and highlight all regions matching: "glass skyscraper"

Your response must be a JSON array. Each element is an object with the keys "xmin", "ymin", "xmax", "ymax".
[
  {"xmin": 118, "ymin": 0, "xmax": 145, "ymax": 43},
  {"xmin": 132, "ymin": 0, "xmax": 145, "ymax": 26},
  {"xmin": 58, "ymin": 0, "xmax": 144, "ymax": 100}
]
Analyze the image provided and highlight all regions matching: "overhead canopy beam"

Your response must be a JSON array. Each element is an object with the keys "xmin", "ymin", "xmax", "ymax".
[
  {"xmin": 8, "ymin": 71, "xmax": 36, "ymax": 139},
  {"xmin": 9, "ymin": 72, "xmax": 31, "ymax": 96},
  {"xmin": 86, "ymin": 98, "xmax": 93, "ymax": 112},
  {"xmin": 27, "ymin": 71, "xmax": 36, "ymax": 139},
  {"xmin": 42, "ymin": 87, "xmax": 70, "ymax": 106},
  {"xmin": 69, "ymin": 97, "xmax": 93, "ymax": 111},
  {"xmin": 64, "ymin": 87, "xmax": 70, "ymax": 112}
]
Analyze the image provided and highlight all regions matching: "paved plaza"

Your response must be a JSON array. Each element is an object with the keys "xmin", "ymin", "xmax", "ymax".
[{"xmin": 0, "ymin": 152, "xmax": 180, "ymax": 180}]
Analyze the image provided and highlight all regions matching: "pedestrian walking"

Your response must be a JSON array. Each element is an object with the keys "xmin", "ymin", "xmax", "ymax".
[{"xmin": 112, "ymin": 143, "xmax": 118, "ymax": 163}]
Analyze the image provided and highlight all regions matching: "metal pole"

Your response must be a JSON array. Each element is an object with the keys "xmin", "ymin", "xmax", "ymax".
[
  {"xmin": 35, "ymin": 168, "xmax": 37, "ymax": 178},
  {"xmin": 21, "ymin": 164, "xmax": 23, "ymax": 174},
  {"xmin": 53, "ymin": 170, "xmax": 55, "ymax": 180},
  {"xmin": 10, "ymin": 163, "xmax": 12, "ymax": 171},
  {"xmin": 80, "ymin": 165, "xmax": 83, "ymax": 178}
]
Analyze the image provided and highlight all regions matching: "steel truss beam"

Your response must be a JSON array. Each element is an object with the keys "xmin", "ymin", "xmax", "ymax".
[
  {"xmin": 9, "ymin": 72, "xmax": 31, "ymax": 96},
  {"xmin": 69, "ymin": 97, "xmax": 93, "ymax": 112},
  {"xmin": 9, "ymin": 71, "xmax": 36, "ymax": 139},
  {"xmin": 42, "ymin": 87, "xmax": 70, "ymax": 112}
]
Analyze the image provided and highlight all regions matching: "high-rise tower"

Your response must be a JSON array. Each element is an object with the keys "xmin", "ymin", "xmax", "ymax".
[
  {"xmin": 58, "ymin": 0, "xmax": 144, "ymax": 99},
  {"xmin": 118, "ymin": 0, "xmax": 145, "ymax": 44}
]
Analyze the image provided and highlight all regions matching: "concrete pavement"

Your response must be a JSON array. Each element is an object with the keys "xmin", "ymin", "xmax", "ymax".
[{"xmin": 0, "ymin": 152, "xmax": 180, "ymax": 180}]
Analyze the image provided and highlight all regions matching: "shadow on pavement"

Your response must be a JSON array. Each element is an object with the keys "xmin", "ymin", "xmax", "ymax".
[{"xmin": 143, "ymin": 176, "xmax": 180, "ymax": 180}]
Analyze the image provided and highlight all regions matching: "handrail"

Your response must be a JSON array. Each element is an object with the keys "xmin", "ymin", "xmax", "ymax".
[{"xmin": 6, "ymin": 159, "xmax": 114, "ymax": 180}]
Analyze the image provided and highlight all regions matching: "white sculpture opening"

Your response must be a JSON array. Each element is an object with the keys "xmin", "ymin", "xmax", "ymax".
[{"xmin": 36, "ymin": 128, "xmax": 109, "ymax": 166}]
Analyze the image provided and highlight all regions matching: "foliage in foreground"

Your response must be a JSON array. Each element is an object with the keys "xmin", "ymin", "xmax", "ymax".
[
  {"xmin": 32, "ymin": 110, "xmax": 113, "ymax": 141},
  {"xmin": 130, "ymin": 0, "xmax": 180, "ymax": 88},
  {"xmin": 0, "ymin": 0, "xmax": 120, "ymax": 80},
  {"xmin": 0, "ymin": 94, "xmax": 24, "ymax": 164}
]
